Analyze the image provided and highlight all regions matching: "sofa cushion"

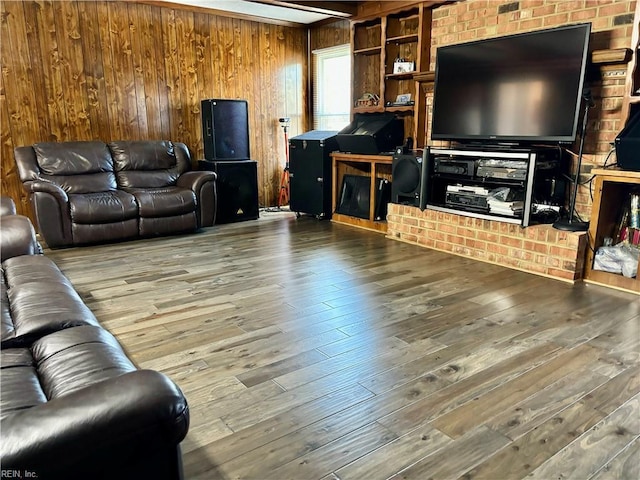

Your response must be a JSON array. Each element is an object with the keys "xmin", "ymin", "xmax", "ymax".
[
  {"xmin": 31, "ymin": 325, "xmax": 137, "ymax": 399},
  {"xmin": 69, "ymin": 190, "xmax": 138, "ymax": 224},
  {"xmin": 0, "ymin": 326, "xmax": 136, "ymax": 420},
  {"xmin": 33, "ymin": 141, "xmax": 117, "ymax": 194},
  {"xmin": 2, "ymin": 255, "xmax": 75, "ymax": 288},
  {"xmin": 0, "ymin": 349, "xmax": 47, "ymax": 419},
  {"xmin": 110, "ymin": 141, "xmax": 188, "ymax": 188},
  {"xmin": 127, "ymin": 187, "xmax": 197, "ymax": 217},
  {"xmin": 1, "ymin": 256, "xmax": 99, "ymax": 349}
]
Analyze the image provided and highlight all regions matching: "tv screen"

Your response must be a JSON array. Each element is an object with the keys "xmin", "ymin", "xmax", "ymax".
[{"xmin": 431, "ymin": 23, "xmax": 591, "ymax": 144}]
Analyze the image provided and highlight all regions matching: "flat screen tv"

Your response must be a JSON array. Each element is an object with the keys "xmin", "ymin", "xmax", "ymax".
[{"xmin": 431, "ymin": 23, "xmax": 591, "ymax": 145}]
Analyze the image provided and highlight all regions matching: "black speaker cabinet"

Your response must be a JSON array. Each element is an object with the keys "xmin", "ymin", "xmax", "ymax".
[
  {"xmin": 336, "ymin": 175, "xmax": 371, "ymax": 219},
  {"xmin": 615, "ymin": 110, "xmax": 640, "ymax": 171},
  {"xmin": 374, "ymin": 178, "xmax": 392, "ymax": 221},
  {"xmin": 392, "ymin": 151, "xmax": 423, "ymax": 207},
  {"xmin": 201, "ymin": 99, "xmax": 250, "ymax": 161},
  {"xmin": 289, "ymin": 130, "xmax": 339, "ymax": 218},
  {"xmin": 198, "ymin": 160, "xmax": 259, "ymax": 224},
  {"xmin": 336, "ymin": 113, "xmax": 404, "ymax": 155}
]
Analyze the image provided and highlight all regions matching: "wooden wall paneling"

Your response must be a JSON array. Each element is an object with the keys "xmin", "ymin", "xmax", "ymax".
[
  {"xmin": 297, "ymin": 29, "xmax": 309, "ymax": 134},
  {"xmin": 0, "ymin": 67, "xmax": 23, "ymax": 212},
  {"xmin": 1, "ymin": 3, "xmax": 18, "ymax": 209},
  {"xmin": 22, "ymin": 2, "xmax": 52, "ymax": 143},
  {"xmin": 77, "ymin": 1, "xmax": 110, "ymax": 141},
  {"xmin": 152, "ymin": 5, "xmax": 171, "ymax": 138},
  {"xmin": 54, "ymin": 1, "xmax": 93, "ymax": 140},
  {"xmin": 244, "ymin": 19, "xmax": 266, "ymax": 199},
  {"xmin": 44, "ymin": 0, "xmax": 72, "ymax": 142},
  {"xmin": 127, "ymin": 2, "xmax": 150, "ymax": 140},
  {"xmin": 218, "ymin": 15, "xmax": 235, "ymax": 100},
  {"xmin": 2, "ymin": 1, "xmax": 39, "ymax": 148},
  {"xmin": 96, "ymin": 1, "xmax": 119, "ymax": 140},
  {"xmin": 309, "ymin": 19, "xmax": 350, "ymax": 51},
  {"xmin": 0, "ymin": 1, "xmax": 309, "ymax": 217},
  {"xmin": 1, "ymin": 1, "xmax": 34, "ymax": 216},
  {"xmin": 161, "ymin": 7, "xmax": 182, "ymax": 141},
  {"xmin": 105, "ymin": 1, "xmax": 141, "ymax": 140},
  {"xmin": 135, "ymin": 3, "xmax": 164, "ymax": 140},
  {"xmin": 209, "ymin": 15, "xmax": 224, "ymax": 101},
  {"xmin": 285, "ymin": 24, "xmax": 304, "ymax": 137},
  {"xmin": 176, "ymin": 9, "xmax": 199, "ymax": 149},
  {"xmin": 193, "ymin": 11, "xmax": 211, "ymax": 154}
]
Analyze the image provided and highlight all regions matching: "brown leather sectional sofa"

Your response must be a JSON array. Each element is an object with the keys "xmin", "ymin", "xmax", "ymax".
[
  {"xmin": 0, "ymin": 197, "xmax": 190, "ymax": 479},
  {"xmin": 14, "ymin": 140, "xmax": 217, "ymax": 248}
]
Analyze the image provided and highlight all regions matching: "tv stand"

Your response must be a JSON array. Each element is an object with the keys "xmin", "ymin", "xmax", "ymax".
[{"xmin": 424, "ymin": 146, "xmax": 564, "ymax": 227}]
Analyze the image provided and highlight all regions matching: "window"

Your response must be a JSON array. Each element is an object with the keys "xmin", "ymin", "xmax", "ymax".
[{"xmin": 312, "ymin": 45, "xmax": 351, "ymax": 131}]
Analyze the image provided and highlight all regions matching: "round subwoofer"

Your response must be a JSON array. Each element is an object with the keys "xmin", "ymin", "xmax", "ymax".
[{"xmin": 391, "ymin": 153, "xmax": 422, "ymax": 206}]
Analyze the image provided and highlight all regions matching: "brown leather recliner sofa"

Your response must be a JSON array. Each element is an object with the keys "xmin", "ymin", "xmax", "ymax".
[
  {"xmin": 0, "ymin": 197, "xmax": 190, "ymax": 479},
  {"xmin": 14, "ymin": 140, "xmax": 217, "ymax": 248}
]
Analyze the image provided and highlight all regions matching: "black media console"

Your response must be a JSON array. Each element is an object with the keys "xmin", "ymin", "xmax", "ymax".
[{"xmin": 424, "ymin": 146, "xmax": 566, "ymax": 227}]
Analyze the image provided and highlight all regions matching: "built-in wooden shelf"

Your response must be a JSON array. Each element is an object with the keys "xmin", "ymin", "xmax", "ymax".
[
  {"xmin": 412, "ymin": 70, "xmax": 435, "ymax": 83},
  {"xmin": 583, "ymin": 168, "xmax": 640, "ymax": 294},
  {"xmin": 353, "ymin": 46, "xmax": 382, "ymax": 56},
  {"xmin": 387, "ymin": 33, "xmax": 419, "ymax": 44},
  {"xmin": 385, "ymin": 72, "xmax": 415, "ymax": 80},
  {"xmin": 331, "ymin": 153, "xmax": 393, "ymax": 234},
  {"xmin": 591, "ymin": 48, "xmax": 632, "ymax": 65}
]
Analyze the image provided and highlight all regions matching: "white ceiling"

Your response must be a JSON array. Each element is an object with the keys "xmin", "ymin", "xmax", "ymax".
[{"xmin": 167, "ymin": 0, "xmax": 335, "ymax": 24}]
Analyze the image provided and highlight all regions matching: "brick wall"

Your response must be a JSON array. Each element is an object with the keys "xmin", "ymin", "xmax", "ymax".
[
  {"xmin": 393, "ymin": 0, "xmax": 635, "ymax": 281},
  {"xmin": 387, "ymin": 204, "xmax": 588, "ymax": 282},
  {"xmin": 427, "ymin": 0, "xmax": 637, "ymax": 219}
]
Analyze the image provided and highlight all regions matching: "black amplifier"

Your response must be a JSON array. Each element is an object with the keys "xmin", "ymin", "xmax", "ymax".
[
  {"xmin": 445, "ymin": 185, "xmax": 489, "ymax": 212},
  {"xmin": 433, "ymin": 157, "xmax": 475, "ymax": 177}
]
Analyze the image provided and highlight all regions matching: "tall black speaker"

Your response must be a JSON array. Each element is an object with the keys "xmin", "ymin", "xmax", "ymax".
[
  {"xmin": 392, "ymin": 150, "xmax": 423, "ymax": 207},
  {"xmin": 198, "ymin": 160, "xmax": 259, "ymax": 224},
  {"xmin": 289, "ymin": 130, "xmax": 338, "ymax": 219},
  {"xmin": 201, "ymin": 99, "xmax": 250, "ymax": 161}
]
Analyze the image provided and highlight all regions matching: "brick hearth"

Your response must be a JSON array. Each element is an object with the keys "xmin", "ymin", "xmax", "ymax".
[{"xmin": 386, "ymin": 204, "xmax": 588, "ymax": 282}]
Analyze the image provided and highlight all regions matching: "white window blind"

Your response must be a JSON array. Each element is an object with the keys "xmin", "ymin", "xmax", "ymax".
[{"xmin": 312, "ymin": 44, "xmax": 351, "ymax": 131}]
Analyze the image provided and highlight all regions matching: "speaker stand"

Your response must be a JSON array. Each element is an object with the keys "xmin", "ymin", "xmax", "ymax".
[
  {"xmin": 553, "ymin": 91, "xmax": 592, "ymax": 233},
  {"xmin": 552, "ymin": 218, "xmax": 589, "ymax": 232},
  {"xmin": 277, "ymin": 120, "xmax": 290, "ymax": 208}
]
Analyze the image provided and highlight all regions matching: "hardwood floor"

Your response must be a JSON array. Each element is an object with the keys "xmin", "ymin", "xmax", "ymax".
[{"xmin": 45, "ymin": 211, "xmax": 640, "ymax": 480}]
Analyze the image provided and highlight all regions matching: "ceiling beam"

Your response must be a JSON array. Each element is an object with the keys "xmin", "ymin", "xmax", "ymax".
[
  {"xmin": 137, "ymin": 1, "xmax": 306, "ymax": 27},
  {"xmin": 248, "ymin": 1, "xmax": 358, "ymax": 18}
]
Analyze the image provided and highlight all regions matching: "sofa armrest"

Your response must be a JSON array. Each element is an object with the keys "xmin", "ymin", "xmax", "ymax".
[
  {"xmin": 1, "ymin": 196, "xmax": 17, "ymax": 216},
  {"xmin": 1, "ymin": 369, "xmax": 189, "ymax": 478},
  {"xmin": 22, "ymin": 181, "xmax": 73, "ymax": 248},
  {"xmin": 177, "ymin": 171, "xmax": 217, "ymax": 227},
  {"xmin": 23, "ymin": 180, "xmax": 69, "ymax": 202},
  {"xmin": 0, "ymin": 215, "xmax": 41, "ymax": 262},
  {"xmin": 176, "ymin": 170, "xmax": 216, "ymax": 191}
]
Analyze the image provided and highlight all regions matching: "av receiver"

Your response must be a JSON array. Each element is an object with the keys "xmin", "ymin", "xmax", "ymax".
[{"xmin": 433, "ymin": 158, "xmax": 475, "ymax": 177}]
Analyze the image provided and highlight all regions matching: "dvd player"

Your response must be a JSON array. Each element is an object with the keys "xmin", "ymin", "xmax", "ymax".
[{"xmin": 445, "ymin": 185, "xmax": 489, "ymax": 211}]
